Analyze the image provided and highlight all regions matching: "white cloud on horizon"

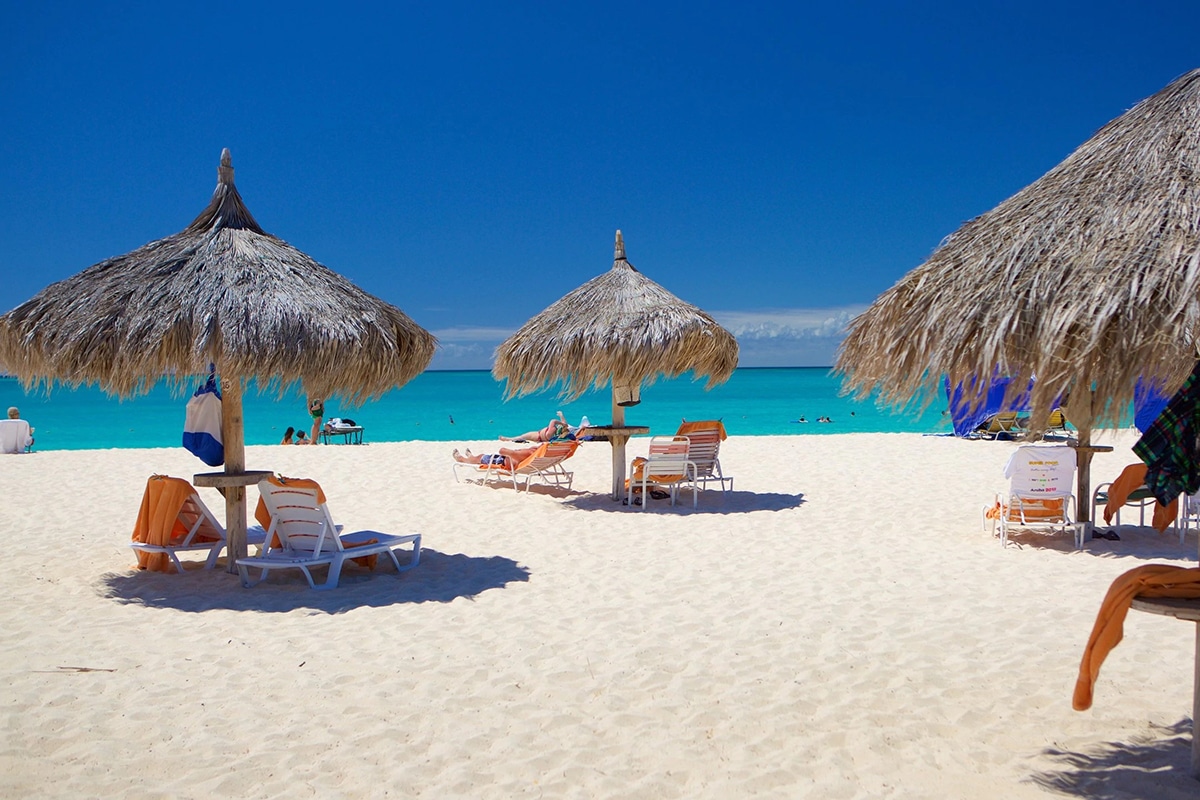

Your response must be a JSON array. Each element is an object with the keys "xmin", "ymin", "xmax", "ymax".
[
  {"xmin": 709, "ymin": 305, "xmax": 868, "ymax": 340},
  {"xmin": 426, "ymin": 305, "xmax": 866, "ymax": 370}
]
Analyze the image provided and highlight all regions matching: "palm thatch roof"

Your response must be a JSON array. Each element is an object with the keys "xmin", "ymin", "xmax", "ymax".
[
  {"xmin": 493, "ymin": 231, "xmax": 738, "ymax": 399},
  {"xmin": 837, "ymin": 68, "xmax": 1200, "ymax": 431},
  {"xmin": 0, "ymin": 149, "xmax": 435, "ymax": 401}
]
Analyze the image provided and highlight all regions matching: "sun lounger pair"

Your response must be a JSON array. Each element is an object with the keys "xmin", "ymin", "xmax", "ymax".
[
  {"xmin": 452, "ymin": 440, "xmax": 579, "ymax": 492},
  {"xmin": 625, "ymin": 420, "xmax": 734, "ymax": 508},
  {"xmin": 129, "ymin": 475, "xmax": 421, "ymax": 590}
]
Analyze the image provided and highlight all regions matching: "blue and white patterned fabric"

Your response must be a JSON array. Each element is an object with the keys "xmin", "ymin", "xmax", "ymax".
[{"xmin": 182, "ymin": 371, "xmax": 224, "ymax": 467}]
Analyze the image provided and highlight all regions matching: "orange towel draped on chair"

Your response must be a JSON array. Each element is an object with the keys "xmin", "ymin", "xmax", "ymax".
[
  {"xmin": 132, "ymin": 476, "xmax": 209, "ymax": 572},
  {"xmin": 1103, "ymin": 463, "xmax": 1178, "ymax": 532},
  {"xmin": 677, "ymin": 420, "xmax": 727, "ymax": 441},
  {"xmin": 1073, "ymin": 564, "xmax": 1200, "ymax": 711}
]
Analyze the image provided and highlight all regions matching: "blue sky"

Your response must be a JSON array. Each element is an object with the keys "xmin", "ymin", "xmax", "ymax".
[{"xmin": 2, "ymin": 1, "xmax": 1197, "ymax": 369}]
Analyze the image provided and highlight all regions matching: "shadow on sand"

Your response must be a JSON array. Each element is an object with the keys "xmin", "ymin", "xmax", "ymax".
[
  {"xmin": 561, "ymin": 489, "xmax": 805, "ymax": 514},
  {"xmin": 98, "ymin": 548, "xmax": 530, "ymax": 613},
  {"xmin": 1028, "ymin": 720, "xmax": 1199, "ymax": 798},
  {"xmin": 1002, "ymin": 525, "xmax": 1196, "ymax": 562}
]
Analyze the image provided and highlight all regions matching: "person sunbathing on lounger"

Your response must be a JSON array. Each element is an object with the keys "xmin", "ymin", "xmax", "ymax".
[
  {"xmin": 499, "ymin": 411, "xmax": 588, "ymax": 442},
  {"xmin": 453, "ymin": 446, "xmax": 538, "ymax": 469}
]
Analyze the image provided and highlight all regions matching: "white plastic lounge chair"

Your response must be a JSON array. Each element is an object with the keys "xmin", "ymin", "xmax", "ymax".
[
  {"xmin": 453, "ymin": 440, "xmax": 578, "ymax": 493},
  {"xmin": 1178, "ymin": 490, "xmax": 1200, "ymax": 541},
  {"xmin": 986, "ymin": 445, "xmax": 1078, "ymax": 547},
  {"xmin": 627, "ymin": 435, "xmax": 698, "ymax": 510},
  {"xmin": 237, "ymin": 479, "xmax": 421, "ymax": 590},
  {"xmin": 0, "ymin": 418, "xmax": 33, "ymax": 454},
  {"xmin": 676, "ymin": 420, "xmax": 733, "ymax": 495},
  {"xmin": 129, "ymin": 476, "xmax": 266, "ymax": 572}
]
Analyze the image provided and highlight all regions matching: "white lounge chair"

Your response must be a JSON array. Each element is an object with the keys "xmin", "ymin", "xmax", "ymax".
[
  {"xmin": 237, "ymin": 478, "xmax": 421, "ymax": 590},
  {"xmin": 986, "ymin": 445, "xmax": 1078, "ymax": 547},
  {"xmin": 676, "ymin": 420, "xmax": 733, "ymax": 495},
  {"xmin": 627, "ymin": 435, "xmax": 698, "ymax": 510},
  {"xmin": 129, "ymin": 475, "xmax": 266, "ymax": 572},
  {"xmin": 453, "ymin": 440, "xmax": 578, "ymax": 493}
]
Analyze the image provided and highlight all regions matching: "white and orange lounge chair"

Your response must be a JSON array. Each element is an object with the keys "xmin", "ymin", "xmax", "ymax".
[
  {"xmin": 627, "ymin": 435, "xmax": 698, "ymax": 510},
  {"xmin": 453, "ymin": 439, "xmax": 579, "ymax": 493},
  {"xmin": 236, "ymin": 477, "xmax": 421, "ymax": 590},
  {"xmin": 676, "ymin": 419, "xmax": 733, "ymax": 495},
  {"xmin": 984, "ymin": 445, "xmax": 1078, "ymax": 547},
  {"xmin": 129, "ymin": 475, "xmax": 266, "ymax": 573}
]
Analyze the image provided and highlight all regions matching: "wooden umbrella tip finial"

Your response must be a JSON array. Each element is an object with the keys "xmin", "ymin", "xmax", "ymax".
[
  {"xmin": 614, "ymin": 229, "xmax": 626, "ymax": 260},
  {"xmin": 218, "ymin": 148, "xmax": 234, "ymax": 184}
]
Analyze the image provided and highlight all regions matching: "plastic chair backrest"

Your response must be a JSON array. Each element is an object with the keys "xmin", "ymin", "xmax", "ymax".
[{"xmin": 260, "ymin": 484, "xmax": 340, "ymax": 556}]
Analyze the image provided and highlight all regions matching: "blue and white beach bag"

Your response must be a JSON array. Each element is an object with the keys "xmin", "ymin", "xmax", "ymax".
[{"xmin": 182, "ymin": 370, "xmax": 224, "ymax": 467}]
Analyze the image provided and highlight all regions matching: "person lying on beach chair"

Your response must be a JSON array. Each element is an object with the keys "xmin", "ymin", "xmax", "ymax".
[
  {"xmin": 453, "ymin": 445, "xmax": 539, "ymax": 469},
  {"xmin": 494, "ymin": 412, "xmax": 573, "ymax": 443}
]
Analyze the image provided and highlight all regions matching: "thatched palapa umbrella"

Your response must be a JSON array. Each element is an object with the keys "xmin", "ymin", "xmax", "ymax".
[
  {"xmin": 837, "ymin": 68, "xmax": 1200, "ymax": 528},
  {"xmin": 494, "ymin": 231, "xmax": 738, "ymax": 499},
  {"xmin": 0, "ymin": 149, "xmax": 436, "ymax": 568}
]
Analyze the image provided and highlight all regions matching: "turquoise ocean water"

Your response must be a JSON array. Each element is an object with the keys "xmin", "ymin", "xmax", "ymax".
[{"xmin": 0, "ymin": 368, "xmax": 952, "ymax": 451}]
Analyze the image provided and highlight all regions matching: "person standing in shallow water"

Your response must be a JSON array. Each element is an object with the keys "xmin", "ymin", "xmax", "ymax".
[{"xmin": 307, "ymin": 397, "xmax": 324, "ymax": 445}]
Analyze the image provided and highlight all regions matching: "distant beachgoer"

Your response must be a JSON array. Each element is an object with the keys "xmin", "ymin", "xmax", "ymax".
[
  {"xmin": 295, "ymin": 430, "xmax": 310, "ymax": 445},
  {"xmin": 797, "ymin": 416, "xmax": 807, "ymax": 423},
  {"xmin": 307, "ymin": 397, "xmax": 325, "ymax": 444},
  {"xmin": 280, "ymin": 426, "xmax": 295, "ymax": 445},
  {"xmin": 1, "ymin": 407, "xmax": 34, "ymax": 454},
  {"xmin": 453, "ymin": 445, "xmax": 537, "ymax": 469},
  {"xmin": 500, "ymin": 411, "xmax": 587, "ymax": 442}
]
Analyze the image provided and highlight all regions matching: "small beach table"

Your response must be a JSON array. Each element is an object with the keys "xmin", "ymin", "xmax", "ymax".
[
  {"xmin": 320, "ymin": 425, "xmax": 364, "ymax": 445},
  {"xmin": 584, "ymin": 425, "xmax": 650, "ymax": 500},
  {"xmin": 193, "ymin": 469, "xmax": 273, "ymax": 572},
  {"xmin": 1130, "ymin": 596, "xmax": 1200, "ymax": 777}
]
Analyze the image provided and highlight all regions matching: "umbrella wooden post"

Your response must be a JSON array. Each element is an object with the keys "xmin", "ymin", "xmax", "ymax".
[
  {"xmin": 221, "ymin": 377, "xmax": 248, "ymax": 573},
  {"xmin": 611, "ymin": 391, "xmax": 626, "ymax": 501},
  {"xmin": 1077, "ymin": 426, "xmax": 1094, "ymax": 524}
]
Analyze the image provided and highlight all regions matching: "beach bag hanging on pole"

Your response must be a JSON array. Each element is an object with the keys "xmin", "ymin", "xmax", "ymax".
[{"xmin": 182, "ymin": 367, "xmax": 224, "ymax": 467}]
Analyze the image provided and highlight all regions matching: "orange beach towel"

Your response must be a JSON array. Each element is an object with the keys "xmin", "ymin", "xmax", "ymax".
[
  {"xmin": 1073, "ymin": 564, "xmax": 1200, "ymax": 711},
  {"xmin": 677, "ymin": 420, "xmax": 727, "ymax": 440},
  {"xmin": 131, "ymin": 476, "xmax": 204, "ymax": 572},
  {"xmin": 1103, "ymin": 463, "xmax": 1178, "ymax": 532}
]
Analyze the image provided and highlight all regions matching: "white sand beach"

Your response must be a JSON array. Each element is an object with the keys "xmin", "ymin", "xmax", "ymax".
[{"xmin": 2, "ymin": 430, "xmax": 1199, "ymax": 798}]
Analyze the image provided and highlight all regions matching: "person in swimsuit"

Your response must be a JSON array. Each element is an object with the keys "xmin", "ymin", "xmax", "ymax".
[
  {"xmin": 452, "ymin": 445, "xmax": 538, "ymax": 469},
  {"xmin": 308, "ymin": 397, "xmax": 325, "ymax": 444},
  {"xmin": 280, "ymin": 426, "xmax": 295, "ymax": 445},
  {"xmin": 499, "ymin": 411, "xmax": 587, "ymax": 442}
]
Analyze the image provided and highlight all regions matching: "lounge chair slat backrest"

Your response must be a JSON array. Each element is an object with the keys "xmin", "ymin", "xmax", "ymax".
[
  {"xmin": 644, "ymin": 435, "xmax": 692, "ymax": 479},
  {"xmin": 260, "ymin": 485, "xmax": 341, "ymax": 557},
  {"xmin": 675, "ymin": 420, "xmax": 732, "ymax": 493},
  {"xmin": 514, "ymin": 440, "xmax": 578, "ymax": 474}
]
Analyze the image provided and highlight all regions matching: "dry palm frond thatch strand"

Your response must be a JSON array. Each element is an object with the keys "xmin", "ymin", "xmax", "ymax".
[
  {"xmin": 0, "ymin": 149, "xmax": 436, "ymax": 564},
  {"xmin": 836, "ymin": 68, "xmax": 1200, "ymax": 524},
  {"xmin": 494, "ymin": 231, "xmax": 738, "ymax": 498}
]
